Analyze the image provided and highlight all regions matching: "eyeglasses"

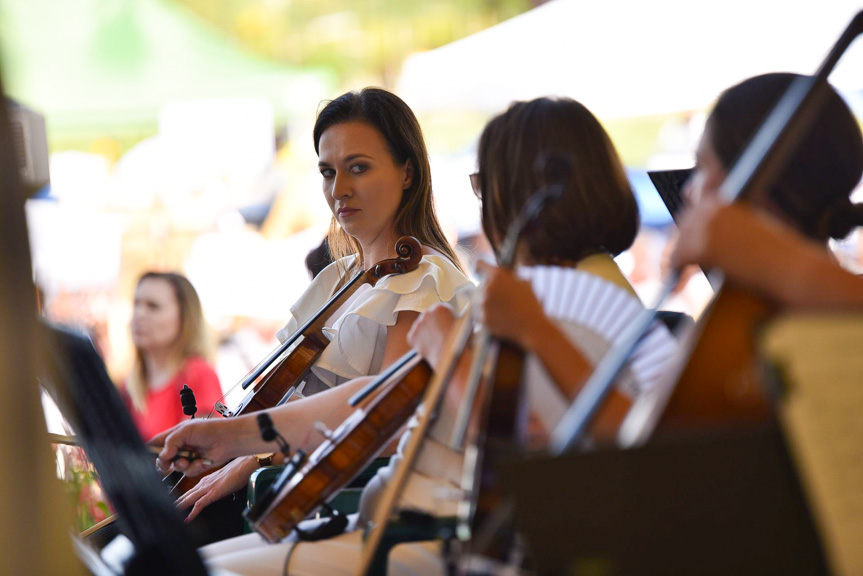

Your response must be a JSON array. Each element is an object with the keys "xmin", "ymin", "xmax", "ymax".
[{"xmin": 469, "ymin": 172, "xmax": 481, "ymax": 197}]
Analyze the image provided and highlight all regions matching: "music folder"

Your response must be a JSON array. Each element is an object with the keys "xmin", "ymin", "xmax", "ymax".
[
  {"xmin": 499, "ymin": 421, "xmax": 828, "ymax": 576},
  {"xmin": 647, "ymin": 168, "xmax": 692, "ymax": 223}
]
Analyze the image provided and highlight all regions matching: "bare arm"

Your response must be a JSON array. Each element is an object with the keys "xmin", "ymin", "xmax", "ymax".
[
  {"xmin": 672, "ymin": 200, "xmax": 863, "ymax": 309},
  {"xmin": 409, "ymin": 272, "xmax": 630, "ymax": 442},
  {"xmin": 478, "ymin": 262, "xmax": 592, "ymax": 397},
  {"xmin": 157, "ymin": 310, "xmax": 419, "ymax": 477}
]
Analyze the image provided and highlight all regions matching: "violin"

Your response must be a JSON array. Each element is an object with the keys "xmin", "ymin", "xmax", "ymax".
[
  {"xmin": 654, "ymin": 283, "xmax": 774, "ymax": 431},
  {"xmin": 352, "ymin": 159, "xmax": 569, "ymax": 575},
  {"xmin": 165, "ymin": 236, "xmax": 423, "ymax": 498},
  {"xmin": 245, "ymin": 349, "xmax": 432, "ymax": 543},
  {"xmin": 454, "ymin": 157, "xmax": 569, "ymax": 565},
  {"xmin": 215, "ymin": 235, "xmax": 423, "ymax": 418},
  {"xmin": 456, "ymin": 340, "xmax": 525, "ymax": 562}
]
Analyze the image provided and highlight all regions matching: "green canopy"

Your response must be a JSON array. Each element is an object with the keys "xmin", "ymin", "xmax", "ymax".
[{"xmin": 0, "ymin": 0, "xmax": 332, "ymax": 143}]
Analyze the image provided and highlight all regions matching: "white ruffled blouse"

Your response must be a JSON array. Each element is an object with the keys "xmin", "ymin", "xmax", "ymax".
[{"xmin": 274, "ymin": 252, "xmax": 473, "ymax": 397}]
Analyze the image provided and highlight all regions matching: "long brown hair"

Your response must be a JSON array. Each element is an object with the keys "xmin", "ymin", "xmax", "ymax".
[
  {"xmin": 707, "ymin": 73, "xmax": 863, "ymax": 241},
  {"xmin": 476, "ymin": 97, "xmax": 639, "ymax": 263},
  {"xmin": 313, "ymin": 87, "xmax": 462, "ymax": 276},
  {"xmin": 126, "ymin": 272, "xmax": 211, "ymax": 411}
]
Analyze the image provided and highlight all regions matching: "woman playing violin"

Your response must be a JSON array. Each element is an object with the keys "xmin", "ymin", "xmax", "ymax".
[
  {"xmin": 190, "ymin": 96, "xmax": 678, "ymax": 575},
  {"xmin": 384, "ymin": 73, "xmax": 863, "ymax": 576},
  {"xmin": 154, "ymin": 87, "xmax": 471, "ymax": 524}
]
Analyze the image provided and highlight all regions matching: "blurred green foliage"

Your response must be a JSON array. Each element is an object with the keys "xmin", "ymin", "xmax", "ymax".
[{"xmin": 172, "ymin": 0, "xmax": 534, "ymax": 87}]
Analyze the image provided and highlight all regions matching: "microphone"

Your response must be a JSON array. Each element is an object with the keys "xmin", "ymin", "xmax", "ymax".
[
  {"xmin": 180, "ymin": 384, "xmax": 197, "ymax": 419},
  {"xmin": 256, "ymin": 413, "xmax": 290, "ymax": 457}
]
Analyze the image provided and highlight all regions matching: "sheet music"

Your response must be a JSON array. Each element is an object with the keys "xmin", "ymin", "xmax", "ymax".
[{"xmin": 761, "ymin": 312, "xmax": 863, "ymax": 576}]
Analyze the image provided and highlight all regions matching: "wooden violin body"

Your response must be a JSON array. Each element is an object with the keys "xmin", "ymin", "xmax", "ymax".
[
  {"xmin": 657, "ymin": 282, "xmax": 775, "ymax": 433},
  {"xmin": 457, "ymin": 340, "xmax": 526, "ymax": 559},
  {"xmin": 247, "ymin": 351, "xmax": 432, "ymax": 543}
]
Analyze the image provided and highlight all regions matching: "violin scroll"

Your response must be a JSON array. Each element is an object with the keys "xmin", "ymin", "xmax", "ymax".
[{"xmin": 371, "ymin": 236, "xmax": 422, "ymax": 279}]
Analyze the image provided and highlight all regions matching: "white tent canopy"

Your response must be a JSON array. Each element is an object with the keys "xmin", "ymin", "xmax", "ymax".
[{"xmin": 398, "ymin": 0, "xmax": 863, "ymax": 119}]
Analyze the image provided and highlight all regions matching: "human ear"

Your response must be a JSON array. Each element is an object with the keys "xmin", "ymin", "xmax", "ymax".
[{"xmin": 402, "ymin": 160, "xmax": 414, "ymax": 191}]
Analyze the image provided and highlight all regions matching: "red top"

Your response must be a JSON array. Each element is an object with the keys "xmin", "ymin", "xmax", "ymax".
[{"xmin": 125, "ymin": 357, "xmax": 223, "ymax": 441}]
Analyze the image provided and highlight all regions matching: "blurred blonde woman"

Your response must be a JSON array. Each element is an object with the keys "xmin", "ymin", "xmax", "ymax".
[{"xmin": 124, "ymin": 271, "xmax": 223, "ymax": 440}]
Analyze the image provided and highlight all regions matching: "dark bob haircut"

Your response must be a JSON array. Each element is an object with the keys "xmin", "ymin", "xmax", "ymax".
[{"xmin": 476, "ymin": 97, "xmax": 639, "ymax": 263}]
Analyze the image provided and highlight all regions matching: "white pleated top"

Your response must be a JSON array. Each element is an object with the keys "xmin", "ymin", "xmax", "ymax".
[{"xmin": 275, "ymin": 252, "xmax": 473, "ymax": 397}]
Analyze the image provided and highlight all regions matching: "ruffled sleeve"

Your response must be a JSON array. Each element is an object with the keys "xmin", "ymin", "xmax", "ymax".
[
  {"xmin": 276, "ymin": 254, "xmax": 474, "ymax": 390},
  {"xmin": 274, "ymin": 256, "xmax": 353, "ymax": 345}
]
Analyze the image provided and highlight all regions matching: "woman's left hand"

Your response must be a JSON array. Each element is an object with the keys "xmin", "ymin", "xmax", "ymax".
[
  {"xmin": 407, "ymin": 303, "xmax": 457, "ymax": 367},
  {"xmin": 175, "ymin": 455, "xmax": 261, "ymax": 522},
  {"xmin": 477, "ymin": 260, "xmax": 547, "ymax": 351}
]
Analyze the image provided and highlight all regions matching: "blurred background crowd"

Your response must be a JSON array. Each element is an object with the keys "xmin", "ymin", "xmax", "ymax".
[{"xmin": 3, "ymin": 0, "xmax": 862, "ymax": 429}]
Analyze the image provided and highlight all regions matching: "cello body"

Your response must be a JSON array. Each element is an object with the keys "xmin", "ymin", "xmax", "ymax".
[{"xmin": 658, "ymin": 282, "xmax": 775, "ymax": 432}]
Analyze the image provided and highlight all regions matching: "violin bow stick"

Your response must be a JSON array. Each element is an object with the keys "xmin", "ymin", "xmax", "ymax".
[
  {"xmin": 47, "ymin": 433, "xmax": 207, "ymax": 464},
  {"xmin": 551, "ymin": 9, "xmax": 863, "ymax": 455},
  {"xmin": 355, "ymin": 310, "xmax": 475, "ymax": 576}
]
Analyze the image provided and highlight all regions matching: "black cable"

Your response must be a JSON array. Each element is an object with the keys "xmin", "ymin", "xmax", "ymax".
[{"xmin": 282, "ymin": 541, "xmax": 298, "ymax": 576}]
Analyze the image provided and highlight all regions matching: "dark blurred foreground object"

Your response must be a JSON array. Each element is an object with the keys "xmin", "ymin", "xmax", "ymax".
[
  {"xmin": 647, "ymin": 168, "xmax": 692, "ymax": 223},
  {"xmin": 6, "ymin": 97, "xmax": 50, "ymax": 197},
  {"xmin": 0, "ymin": 66, "xmax": 81, "ymax": 575},
  {"xmin": 41, "ymin": 322, "xmax": 208, "ymax": 575},
  {"xmin": 500, "ymin": 420, "xmax": 827, "ymax": 576}
]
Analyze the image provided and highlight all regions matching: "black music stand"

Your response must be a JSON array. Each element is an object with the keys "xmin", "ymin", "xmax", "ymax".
[
  {"xmin": 500, "ymin": 420, "xmax": 828, "ymax": 576},
  {"xmin": 647, "ymin": 168, "xmax": 692, "ymax": 224},
  {"xmin": 40, "ymin": 321, "xmax": 208, "ymax": 575}
]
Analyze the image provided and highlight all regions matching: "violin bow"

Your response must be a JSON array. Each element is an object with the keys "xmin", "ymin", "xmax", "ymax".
[
  {"xmin": 355, "ymin": 308, "xmax": 475, "ymax": 576},
  {"xmin": 551, "ymin": 9, "xmax": 863, "ymax": 455}
]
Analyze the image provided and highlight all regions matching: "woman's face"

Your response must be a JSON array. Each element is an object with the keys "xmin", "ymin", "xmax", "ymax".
[
  {"xmin": 131, "ymin": 277, "xmax": 181, "ymax": 355},
  {"xmin": 684, "ymin": 124, "xmax": 727, "ymax": 206},
  {"xmin": 318, "ymin": 121, "xmax": 410, "ymax": 252}
]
